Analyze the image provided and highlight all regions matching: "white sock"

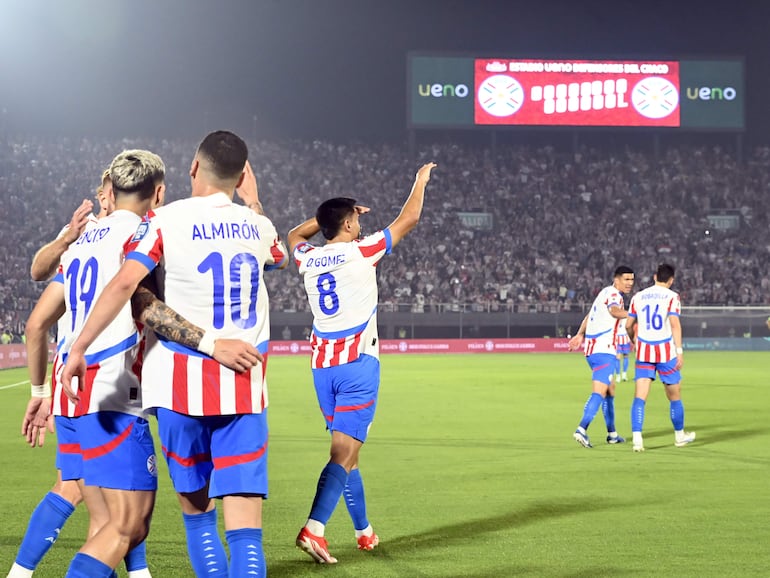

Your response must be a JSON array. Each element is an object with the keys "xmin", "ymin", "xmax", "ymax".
[
  {"xmin": 128, "ymin": 570, "xmax": 153, "ymax": 578},
  {"xmin": 7, "ymin": 563, "xmax": 34, "ymax": 578},
  {"xmin": 355, "ymin": 524, "xmax": 373, "ymax": 539},
  {"xmin": 305, "ymin": 518, "xmax": 325, "ymax": 536},
  {"xmin": 632, "ymin": 432, "xmax": 643, "ymax": 446}
]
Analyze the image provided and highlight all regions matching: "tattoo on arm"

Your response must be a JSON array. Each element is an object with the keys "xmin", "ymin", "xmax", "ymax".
[{"xmin": 131, "ymin": 286, "xmax": 203, "ymax": 349}]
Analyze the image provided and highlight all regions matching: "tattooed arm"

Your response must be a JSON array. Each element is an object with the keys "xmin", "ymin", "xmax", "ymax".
[{"xmin": 131, "ymin": 284, "xmax": 263, "ymax": 372}]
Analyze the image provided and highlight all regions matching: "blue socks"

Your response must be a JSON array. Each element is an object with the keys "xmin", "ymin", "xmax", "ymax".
[
  {"xmin": 226, "ymin": 528, "xmax": 265, "ymax": 578},
  {"xmin": 124, "ymin": 540, "xmax": 149, "ymax": 572},
  {"xmin": 309, "ymin": 463, "xmax": 349, "ymax": 525},
  {"xmin": 182, "ymin": 509, "xmax": 228, "ymax": 576},
  {"xmin": 602, "ymin": 395, "xmax": 616, "ymax": 433},
  {"xmin": 65, "ymin": 553, "xmax": 113, "ymax": 578},
  {"xmin": 14, "ymin": 491, "xmax": 76, "ymax": 570},
  {"xmin": 631, "ymin": 397, "xmax": 646, "ymax": 432},
  {"xmin": 579, "ymin": 392, "xmax": 604, "ymax": 430},
  {"xmin": 343, "ymin": 468, "xmax": 369, "ymax": 531},
  {"xmin": 670, "ymin": 400, "xmax": 684, "ymax": 430}
]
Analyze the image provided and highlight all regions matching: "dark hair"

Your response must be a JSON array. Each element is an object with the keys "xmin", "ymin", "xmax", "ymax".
[
  {"xmin": 316, "ymin": 197, "xmax": 357, "ymax": 240},
  {"xmin": 196, "ymin": 130, "xmax": 248, "ymax": 182},
  {"xmin": 613, "ymin": 265, "xmax": 634, "ymax": 277},
  {"xmin": 656, "ymin": 263, "xmax": 676, "ymax": 283}
]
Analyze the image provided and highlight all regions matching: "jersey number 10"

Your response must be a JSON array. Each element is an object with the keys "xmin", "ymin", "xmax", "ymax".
[{"xmin": 198, "ymin": 252, "xmax": 260, "ymax": 330}]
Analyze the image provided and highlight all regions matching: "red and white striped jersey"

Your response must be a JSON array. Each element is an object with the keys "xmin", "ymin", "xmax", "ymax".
[
  {"xmin": 125, "ymin": 192, "xmax": 287, "ymax": 416},
  {"xmin": 583, "ymin": 285, "xmax": 625, "ymax": 356},
  {"xmin": 294, "ymin": 229, "xmax": 392, "ymax": 368},
  {"xmin": 615, "ymin": 317, "xmax": 630, "ymax": 346},
  {"xmin": 52, "ymin": 210, "xmax": 144, "ymax": 418},
  {"xmin": 628, "ymin": 285, "xmax": 681, "ymax": 363}
]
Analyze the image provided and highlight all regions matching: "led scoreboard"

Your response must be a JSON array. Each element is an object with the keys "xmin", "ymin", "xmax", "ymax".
[{"xmin": 408, "ymin": 55, "xmax": 744, "ymax": 131}]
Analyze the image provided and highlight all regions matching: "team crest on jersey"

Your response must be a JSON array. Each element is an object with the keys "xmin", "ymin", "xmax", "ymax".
[
  {"xmin": 131, "ymin": 221, "xmax": 150, "ymax": 242},
  {"xmin": 146, "ymin": 454, "xmax": 158, "ymax": 477}
]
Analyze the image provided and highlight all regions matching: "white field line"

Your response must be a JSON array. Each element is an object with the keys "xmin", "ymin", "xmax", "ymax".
[{"xmin": 0, "ymin": 380, "xmax": 29, "ymax": 390}]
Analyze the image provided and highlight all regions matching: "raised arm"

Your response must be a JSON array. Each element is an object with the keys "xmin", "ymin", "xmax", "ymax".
[
  {"xmin": 30, "ymin": 199, "xmax": 94, "ymax": 281},
  {"xmin": 287, "ymin": 217, "xmax": 321, "ymax": 255},
  {"xmin": 386, "ymin": 162, "xmax": 436, "ymax": 248},
  {"xmin": 235, "ymin": 160, "xmax": 264, "ymax": 215}
]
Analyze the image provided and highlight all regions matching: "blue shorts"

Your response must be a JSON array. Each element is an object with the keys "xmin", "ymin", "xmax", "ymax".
[
  {"xmin": 586, "ymin": 353, "xmax": 616, "ymax": 386},
  {"xmin": 311, "ymin": 353, "xmax": 379, "ymax": 443},
  {"xmin": 635, "ymin": 358, "xmax": 681, "ymax": 385},
  {"xmin": 617, "ymin": 343, "xmax": 631, "ymax": 355},
  {"xmin": 78, "ymin": 412, "xmax": 158, "ymax": 491},
  {"xmin": 156, "ymin": 409, "xmax": 269, "ymax": 499},
  {"xmin": 55, "ymin": 416, "xmax": 82, "ymax": 481}
]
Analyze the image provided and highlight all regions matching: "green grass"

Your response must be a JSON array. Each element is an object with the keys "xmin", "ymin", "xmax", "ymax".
[{"xmin": 1, "ymin": 352, "xmax": 769, "ymax": 577}]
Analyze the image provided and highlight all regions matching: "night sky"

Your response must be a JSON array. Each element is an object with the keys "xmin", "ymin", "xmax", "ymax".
[{"xmin": 1, "ymin": 0, "xmax": 767, "ymax": 144}]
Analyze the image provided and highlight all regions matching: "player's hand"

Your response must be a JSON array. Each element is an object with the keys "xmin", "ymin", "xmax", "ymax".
[
  {"xmin": 61, "ymin": 351, "xmax": 87, "ymax": 404},
  {"xmin": 415, "ymin": 162, "xmax": 437, "ymax": 185},
  {"xmin": 62, "ymin": 199, "xmax": 95, "ymax": 244},
  {"xmin": 354, "ymin": 205, "xmax": 370, "ymax": 215},
  {"xmin": 674, "ymin": 353, "xmax": 683, "ymax": 371},
  {"xmin": 212, "ymin": 339, "xmax": 264, "ymax": 373},
  {"xmin": 568, "ymin": 334, "xmax": 584, "ymax": 351},
  {"xmin": 235, "ymin": 161, "xmax": 262, "ymax": 213},
  {"xmin": 22, "ymin": 397, "xmax": 54, "ymax": 448}
]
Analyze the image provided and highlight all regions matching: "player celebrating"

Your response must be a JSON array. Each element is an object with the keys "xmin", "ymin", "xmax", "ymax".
[
  {"xmin": 569, "ymin": 266, "xmax": 635, "ymax": 448},
  {"xmin": 50, "ymin": 150, "xmax": 167, "ymax": 578},
  {"xmin": 61, "ymin": 131, "xmax": 286, "ymax": 578},
  {"xmin": 287, "ymin": 162, "xmax": 436, "ymax": 564},
  {"xmin": 626, "ymin": 263, "xmax": 695, "ymax": 452},
  {"xmin": 8, "ymin": 176, "xmax": 153, "ymax": 578}
]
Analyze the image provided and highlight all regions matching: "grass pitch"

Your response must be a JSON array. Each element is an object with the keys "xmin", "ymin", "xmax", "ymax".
[{"xmin": 0, "ymin": 352, "xmax": 768, "ymax": 577}]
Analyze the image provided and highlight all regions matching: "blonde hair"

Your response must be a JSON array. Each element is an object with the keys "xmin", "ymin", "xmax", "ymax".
[{"xmin": 109, "ymin": 150, "xmax": 165, "ymax": 199}]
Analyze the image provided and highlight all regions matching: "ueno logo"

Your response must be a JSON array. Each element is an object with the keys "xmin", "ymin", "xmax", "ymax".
[
  {"xmin": 686, "ymin": 86, "xmax": 737, "ymax": 101},
  {"xmin": 418, "ymin": 83, "xmax": 469, "ymax": 98}
]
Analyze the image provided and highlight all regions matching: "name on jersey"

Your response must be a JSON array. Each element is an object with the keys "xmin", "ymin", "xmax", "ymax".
[
  {"xmin": 305, "ymin": 253, "xmax": 346, "ymax": 268},
  {"xmin": 191, "ymin": 222, "xmax": 261, "ymax": 241},
  {"xmin": 639, "ymin": 292, "xmax": 665, "ymax": 300},
  {"xmin": 75, "ymin": 226, "xmax": 111, "ymax": 245}
]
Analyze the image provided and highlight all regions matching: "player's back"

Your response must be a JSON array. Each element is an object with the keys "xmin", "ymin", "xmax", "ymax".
[
  {"xmin": 296, "ymin": 231, "xmax": 389, "ymax": 367},
  {"xmin": 55, "ymin": 210, "xmax": 143, "ymax": 416},
  {"xmin": 144, "ymin": 193, "xmax": 280, "ymax": 345},
  {"xmin": 130, "ymin": 193, "xmax": 286, "ymax": 416},
  {"xmin": 629, "ymin": 285, "xmax": 680, "ymax": 342}
]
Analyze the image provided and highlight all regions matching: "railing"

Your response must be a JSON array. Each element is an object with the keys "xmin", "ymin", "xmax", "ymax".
[{"xmin": 270, "ymin": 304, "xmax": 770, "ymax": 341}]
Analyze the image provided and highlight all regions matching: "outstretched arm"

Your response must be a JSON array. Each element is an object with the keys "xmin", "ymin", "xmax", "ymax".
[
  {"xmin": 132, "ymin": 284, "xmax": 263, "ymax": 373},
  {"xmin": 386, "ymin": 162, "xmax": 436, "ymax": 248},
  {"xmin": 30, "ymin": 199, "xmax": 94, "ymax": 281},
  {"xmin": 61, "ymin": 259, "xmax": 150, "ymax": 402}
]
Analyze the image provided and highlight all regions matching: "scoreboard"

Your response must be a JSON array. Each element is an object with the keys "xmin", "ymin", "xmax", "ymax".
[{"xmin": 408, "ymin": 55, "xmax": 744, "ymax": 131}]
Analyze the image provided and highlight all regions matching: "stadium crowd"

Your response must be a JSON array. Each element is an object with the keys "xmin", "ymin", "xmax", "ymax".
[{"xmin": 1, "ymin": 135, "xmax": 769, "ymax": 341}]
